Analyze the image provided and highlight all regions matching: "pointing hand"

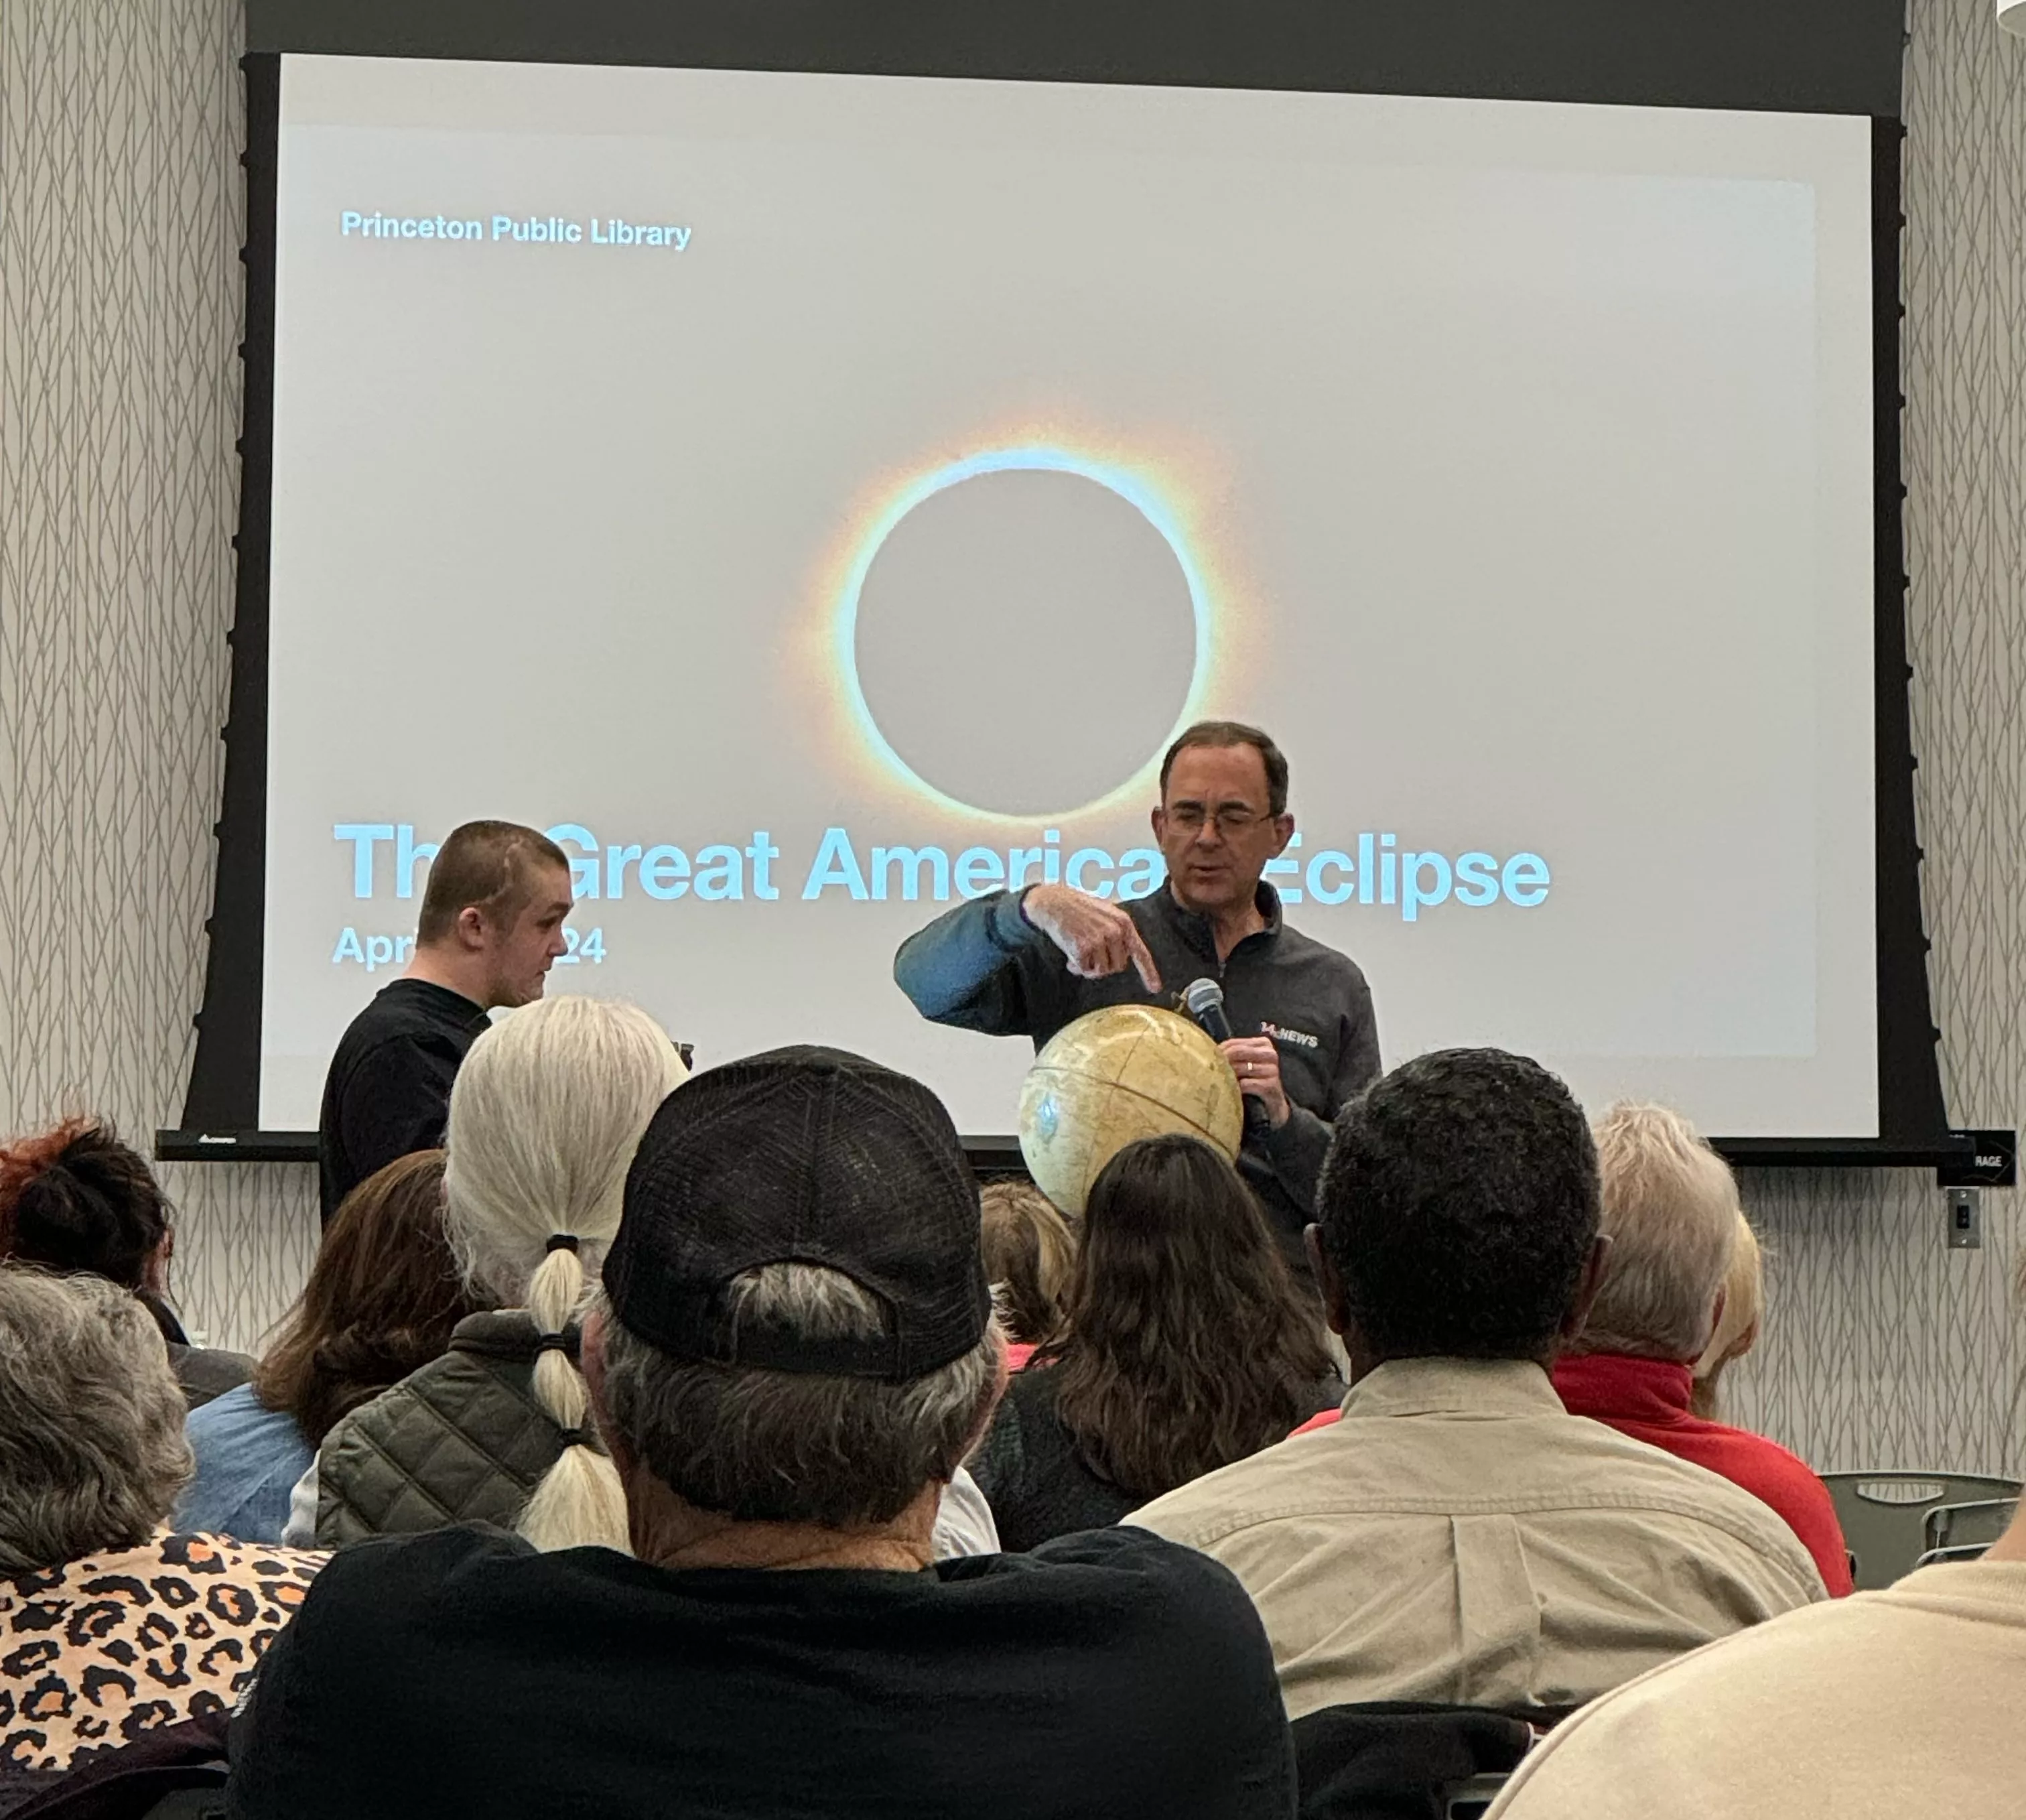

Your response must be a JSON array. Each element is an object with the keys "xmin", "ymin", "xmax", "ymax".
[{"xmin": 1021, "ymin": 885, "xmax": 1162, "ymax": 992}]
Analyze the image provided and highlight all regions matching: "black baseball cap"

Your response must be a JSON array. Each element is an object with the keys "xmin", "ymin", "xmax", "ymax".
[{"xmin": 604, "ymin": 1045, "xmax": 991, "ymax": 1382}]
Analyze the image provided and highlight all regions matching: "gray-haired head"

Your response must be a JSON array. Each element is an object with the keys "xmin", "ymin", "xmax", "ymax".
[
  {"xmin": 1572, "ymin": 1101, "xmax": 1741, "ymax": 1362},
  {"xmin": 0, "ymin": 1266, "xmax": 193, "ymax": 1573},
  {"xmin": 592, "ymin": 1266, "xmax": 1002, "ymax": 1531}
]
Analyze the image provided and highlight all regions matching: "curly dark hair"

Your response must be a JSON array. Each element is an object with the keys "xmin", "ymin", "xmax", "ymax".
[
  {"xmin": 0, "ymin": 1118, "xmax": 171, "ymax": 1289},
  {"xmin": 254, "ymin": 1149, "xmax": 490, "ymax": 1445},
  {"xmin": 1316, "ymin": 1048, "xmax": 1600, "ymax": 1363},
  {"xmin": 1042, "ymin": 1134, "xmax": 1333, "ymax": 1500}
]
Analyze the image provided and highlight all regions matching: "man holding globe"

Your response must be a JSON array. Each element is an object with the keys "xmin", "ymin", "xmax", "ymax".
[{"xmin": 894, "ymin": 720, "xmax": 1381, "ymax": 1262}]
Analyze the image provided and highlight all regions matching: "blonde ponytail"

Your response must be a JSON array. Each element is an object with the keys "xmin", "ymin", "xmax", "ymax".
[
  {"xmin": 519, "ymin": 1243, "xmax": 629, "ymax": 1552},
  {"xmin": 442, "ymin": 995, "xmax": 690, "ymax": 1553}
]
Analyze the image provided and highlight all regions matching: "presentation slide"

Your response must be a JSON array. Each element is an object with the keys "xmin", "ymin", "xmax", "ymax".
[{"xmin": 262, "ymin": 54, "xmax": 1877, "ymax": 1137}]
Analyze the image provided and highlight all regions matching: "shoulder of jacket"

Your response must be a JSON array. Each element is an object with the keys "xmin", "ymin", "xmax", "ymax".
[
  {"xmin": 1269, "ymin": 920, "xmax": 1369, "ymax": 985},
  {"xmin": 1563, "ymin": 1434, "xmax": 1829, "ymax": 1585}
]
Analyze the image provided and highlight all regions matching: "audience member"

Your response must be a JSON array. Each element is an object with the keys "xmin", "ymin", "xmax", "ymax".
[
  {"xmin": 225, "ymin": 1047, "xmax": 1296, "ymax": 1820},
  {"xmin": 0, "ymin": 1267, "xmax": 320, "ymax": 1816},
  {"xmin": 1692, "ymin": 1208, "xmax": 1764, "ymax": 1418},
  {"xmin": 1553, "ymin": 1103, "xmax": 1852, "ymax": 1594},
  {"xmin": 0, "ymin": 1118, "xmax": 253, "ymax": 1407},
  {"xmin": 1129, "ymin": 1047, "xmax": 1825, "ymax": 1717},
  {"xmin": 1485, "ymin": 1278, "xmax": 2026, "ymax": 1815},
  {"xmin": 971, "ymin": 1134, "xmax": 1339, "ymax": 1550},
  {"xmin": 178, "ymin": 1151, "xmax": 489, "ymax": 1544},
  {"xmin": 977, "ymin": 1175, "xmax": 1076, "ymax": 1370},
  {"xmin": 313, "ymin": 994, "xmax": 685, "ymax": 1551},
  {"xmin": 318, "ymin": 820, "xmax": 574, "ymax": 1224}
]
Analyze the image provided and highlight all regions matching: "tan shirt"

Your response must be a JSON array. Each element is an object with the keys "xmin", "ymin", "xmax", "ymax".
[
  {"xmin": 1126, "ymin": 1357, "xmax": 1824, "ymax": 1716},
  {"xmin": 1485, "ymin": 1559, "xmax": 2026, "ymax": 1819}
]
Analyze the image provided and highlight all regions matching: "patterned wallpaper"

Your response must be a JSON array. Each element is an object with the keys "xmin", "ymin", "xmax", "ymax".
[
  {"xmin": 1, "ymin": 0, "xmax": 2022, "ymax": 1470},
  {"xmin": 1725, "ymin": 0, "xmax": 2026, "ymax": 1475},
  {"xmin": 0, "ymin": 0, "xmax": 322, "ymax": 1352}
]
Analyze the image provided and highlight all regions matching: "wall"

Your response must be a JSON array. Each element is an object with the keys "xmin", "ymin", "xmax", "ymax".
[
  {"xmin": 0, "ymin": 0, "xmax": 322, "ymax": 1351},
  {"xmin": 1728, "ymin": 0, "xmax": 2026, "ymax": 1474},
  {"xmin": 0, "ymin": 0, "xmax": 2022, "ymax": 1469}
]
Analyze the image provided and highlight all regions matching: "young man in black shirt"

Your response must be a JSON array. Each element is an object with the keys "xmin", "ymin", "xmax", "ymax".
[
  {"xmin": 234, "ymin": 1047, "xmax": 1296, "ymax": 1820},
  {"xmin": 317, "ymin": 820, "xmax": 573, "ymax": 1223}
]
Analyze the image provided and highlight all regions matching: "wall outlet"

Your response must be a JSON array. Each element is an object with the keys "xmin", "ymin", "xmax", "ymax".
[{"xmin": 1946, "ymin": 1187, "xmax": 1982, "ymax": 1250}]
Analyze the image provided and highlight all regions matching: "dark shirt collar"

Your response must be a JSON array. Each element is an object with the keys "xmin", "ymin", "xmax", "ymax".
[
  {"xmin": 383, "ymin": 976, "xmax": 490, "ymax": 1028},
  {"xmin": 1154, "ymin": 879, "xmax": 1284, "ymax": 961}
]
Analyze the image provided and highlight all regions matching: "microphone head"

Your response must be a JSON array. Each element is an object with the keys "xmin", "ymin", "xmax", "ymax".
[{"xmin": 1183, "ymin": 977, "xmax": 1224, "ymax": 1016}]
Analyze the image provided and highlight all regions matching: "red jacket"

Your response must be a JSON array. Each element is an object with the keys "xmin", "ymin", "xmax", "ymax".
[
  {"xmin": 1550, "ymin": 1353, "xmax": 1853, "ymax": 1596},
  {"xmin": 1290, "ymin": 1354, "xmax": 1852, "ymax": 1598}
]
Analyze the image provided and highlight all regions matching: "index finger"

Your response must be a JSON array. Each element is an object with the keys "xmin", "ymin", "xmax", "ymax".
[{"xmin": 1124, "ymin": 921, "xmax": 1162, "ymax": 994}]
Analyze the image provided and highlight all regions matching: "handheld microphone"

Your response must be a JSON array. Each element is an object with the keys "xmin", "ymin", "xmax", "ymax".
[
  {"xmin": 1183, "ymin": 977, "xmax": 1234, "ymax": 1043},
  {"xmin": 1184, "ymin": 978, "xmax": 1268, "ymax": 1145}
]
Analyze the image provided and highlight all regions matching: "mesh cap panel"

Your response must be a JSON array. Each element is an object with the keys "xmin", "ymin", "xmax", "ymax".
[{"xmin": 605, "ymin": 1046, "xmax": 990, "ymax": 1380}]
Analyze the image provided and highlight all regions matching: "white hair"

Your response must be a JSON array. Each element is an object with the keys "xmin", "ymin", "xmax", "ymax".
[
  {"xmin": 596, "ymin": 1266, "xmax": 1003, "ymax": 1530},
  {"xmin": 1572, "ymin": 1101, "xmax": 1740, "ymax": 1362},
  {"xmin": 1692, "ymin": 1210, "xmax": 1766, "ymax": 1413},
  {"xmin": 442, "ymin": 995, "xmax": 689, "ymax": 1551},
  {"xmin": 0, "ymin": 1266, "xmax": 193, "ymax": 1571}
]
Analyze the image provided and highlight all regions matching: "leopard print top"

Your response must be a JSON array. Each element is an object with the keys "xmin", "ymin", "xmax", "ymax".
[{"xmin": 0, "ymin": 1531, "xmax": 322, "ymax": 1777}]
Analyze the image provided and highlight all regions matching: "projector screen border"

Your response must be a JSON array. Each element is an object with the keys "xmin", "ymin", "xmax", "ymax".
[
  {"xmin": 152, "ymin": 1128, "xmax": 1983, "ymax": 1173},
  {"xmin": 175, "ymin": 50, "xmax": 1951, "ymax": 1165}
]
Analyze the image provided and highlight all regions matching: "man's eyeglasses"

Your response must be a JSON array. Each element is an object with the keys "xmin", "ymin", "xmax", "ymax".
[{"xmin": 1164, "ymin": 805, "xmax": 1270, "ymax": 836}]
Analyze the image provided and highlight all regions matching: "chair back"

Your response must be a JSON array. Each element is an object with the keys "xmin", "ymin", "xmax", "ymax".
[
  {"xmin": 1442, "ymin": 1772, "xmax": 1511, "ymax": 1819},
  {"xmin": 1913, "ymin": 1541, "xmax": 1995, "ymax": 1569},
  {"xmin": 1290, "ymin": 1699, "xmax": 1538, "ymax": 1819},
  {"xmin": 1819, "ymin": 1472, "xmax": 2024, "ymax": 1589},
  {"xmin": 5, "ymin": 1718, "xmax": 225, "ymax": 1820},
  {"xmin": 1923, "ymin": 1497, "xmax": 2019, "ymax": 1554}
]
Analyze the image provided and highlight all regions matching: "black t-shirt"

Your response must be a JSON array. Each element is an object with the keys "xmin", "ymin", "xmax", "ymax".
[
  {"xmin": 226, "ymin": 1523, "xmax": 1295, "ymax": 1820},
  {"xmin": 318, "ymin": 979, "xmax": 490, "ymax": 1223}
]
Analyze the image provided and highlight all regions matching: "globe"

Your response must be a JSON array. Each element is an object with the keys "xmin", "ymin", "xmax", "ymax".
[{"xmin": 1017, "ymin": 1003, "xmax": 1244, "ymax": 1217}]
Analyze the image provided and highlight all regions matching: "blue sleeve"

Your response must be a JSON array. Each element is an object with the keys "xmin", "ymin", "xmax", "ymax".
[{"xmin": 892, "ymin": 889, "xmax": 1072, "ymax": 1035}]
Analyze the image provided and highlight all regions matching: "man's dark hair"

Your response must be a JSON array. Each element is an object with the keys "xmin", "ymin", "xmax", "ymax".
[
  {"xmin": 1316, "ymin": 1048, "xmax": 1601, "ymax": 1363},
  {"xmin": 1158, "ymin": 720, "xmax": 1289, "ymax": 817},
  {"xmin": 417, "ymin": 820, "xmax": 570, "ymax": 946}
]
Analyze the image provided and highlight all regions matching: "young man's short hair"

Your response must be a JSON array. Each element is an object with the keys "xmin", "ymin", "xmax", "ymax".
[{"xmin": 417, "ymin": 821, "xmax": 570, "ymax": 946}]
